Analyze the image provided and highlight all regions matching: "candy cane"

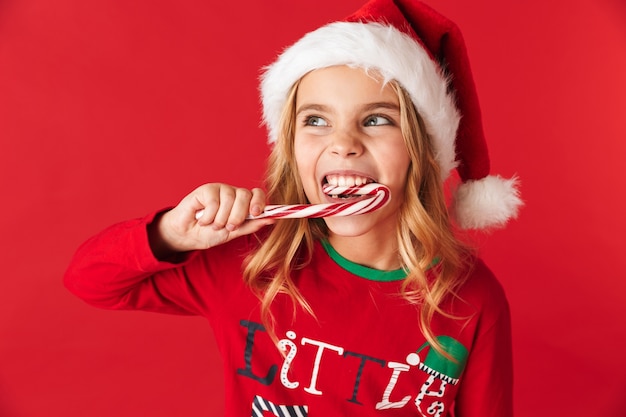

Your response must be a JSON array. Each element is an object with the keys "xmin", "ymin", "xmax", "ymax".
[{"xmin": 194, "ymin": 183, "xmax": 390, "ymax": 220}]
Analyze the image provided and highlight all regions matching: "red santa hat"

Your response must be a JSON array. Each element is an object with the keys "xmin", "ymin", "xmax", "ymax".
[{"xmin": 260, "ymin": 0, "xmax": 522, "ymax": 229}]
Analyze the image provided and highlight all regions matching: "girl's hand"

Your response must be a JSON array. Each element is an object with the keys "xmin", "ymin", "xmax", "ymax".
[{"xmin": 150, "ymin": 183, "xmax": 275, "ymax": 257}]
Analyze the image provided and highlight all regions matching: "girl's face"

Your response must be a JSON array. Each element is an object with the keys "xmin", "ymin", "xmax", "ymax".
[{"xmin": 294, "ymin": 65, "xmax": 411, "ymax": 240}]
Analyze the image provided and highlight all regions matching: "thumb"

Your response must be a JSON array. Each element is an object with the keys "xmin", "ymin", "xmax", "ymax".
[{"xmin": 225, "ymin": 218, "xmax": 276, "ymax": 241}]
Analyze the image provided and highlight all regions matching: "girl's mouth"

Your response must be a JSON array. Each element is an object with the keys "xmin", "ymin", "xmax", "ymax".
[
  {"xmin": 325, "ymin": 174, "xmax": 374, "ymax": 187},
  {"xmin": 323, "ymin": 174, "xmax": 376, "ymax": 199}
]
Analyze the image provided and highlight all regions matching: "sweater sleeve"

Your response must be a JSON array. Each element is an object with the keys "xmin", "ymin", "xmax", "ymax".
[
  {"xmin": 64, "ymin": 212, "xmax": 223, "ymax": 317},
  {"xmin": 453, "ymin": 261, "xmax": 514, "ymax": 417}
]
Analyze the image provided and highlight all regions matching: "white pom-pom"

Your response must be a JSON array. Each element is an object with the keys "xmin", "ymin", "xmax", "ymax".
[{"xmin": 452, "ymin": 176, "xmax": 523, "ymax": 230}]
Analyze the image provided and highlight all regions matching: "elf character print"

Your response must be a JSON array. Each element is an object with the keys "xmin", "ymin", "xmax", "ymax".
[
  {"xmin": 238, "ymin": 320, "xmax": 469, "ymax": 416},
  {"xmin": 375, "ymin": 336, "xmax": 468, "ymax": 416},
  {"xmin": 411, "ymin": 337, "xmax": 468, "ymax": 416}
]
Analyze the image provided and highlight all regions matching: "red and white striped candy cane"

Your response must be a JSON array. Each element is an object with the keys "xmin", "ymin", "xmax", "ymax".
[
  {"xmin": 250, "ymin": 183, "xmax": 390, "ymax": 219},
  {"xmin": 195, "ymin": 183, "xmax": 390, "ymax": 220}
]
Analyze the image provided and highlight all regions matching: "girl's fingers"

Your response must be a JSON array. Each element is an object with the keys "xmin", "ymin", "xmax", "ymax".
[
  {"xmin": 209, "ymin": 186, "xmax": 235, "ymax": 230},
  {"xmin": 195, "ymin": 185, "xmax": 263, "ymax": 231},
  {"xmin": 224, "ymin": 188, "xmax": 254, "ymax": 231},
  {"xmin": 249, "ymin": 188, "xmax": 266, "ymax": 217},
  {"xmin": 158, "ymin": 184, "xmax": 272, "ymax": 252},
  {"xmin": 193, "ymin": 184, "xmax": 221, "ymax": 226},
  {"xmin": 228, "ymin": 217, "xmax": 275, "ymax": 239}
]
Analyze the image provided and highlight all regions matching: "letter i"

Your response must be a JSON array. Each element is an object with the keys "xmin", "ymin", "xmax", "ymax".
[{"xmin": 278, "ymin": 331, "xmax": 299, "ymax": 389}]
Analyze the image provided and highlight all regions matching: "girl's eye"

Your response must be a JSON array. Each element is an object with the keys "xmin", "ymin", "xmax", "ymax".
[
  {"xmin": 304, "ymin": 116, "xmax": 328, "ymax": 127},
  {"xmin": 364, "ymin": 115, "xmax": 392, "ymax": 126}
]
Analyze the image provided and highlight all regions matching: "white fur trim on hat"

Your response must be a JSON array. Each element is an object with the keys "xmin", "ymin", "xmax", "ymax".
[
  {"xmin": 260, "ymin": 21, "xmax": 460, "ymax": 180},
  {"xmin": 452, "ymin": 175, "xmax": 523, "ymax": 229}
]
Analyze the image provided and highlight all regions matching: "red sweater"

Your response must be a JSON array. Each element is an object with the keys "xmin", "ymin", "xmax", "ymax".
[{"xmin": 64, "ymin": 213, "xmax": 513, "ymax": 417}]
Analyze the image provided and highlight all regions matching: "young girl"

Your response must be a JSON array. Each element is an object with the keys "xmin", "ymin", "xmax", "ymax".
[{"xmin": 65, "ymin": 0, "xmax": 521, "ymax": 416}]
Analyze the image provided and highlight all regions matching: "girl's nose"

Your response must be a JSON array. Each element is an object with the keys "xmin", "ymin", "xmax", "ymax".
[{"xmin": 329, "ymin": 129, "xmax": 364, "ymax": 157}]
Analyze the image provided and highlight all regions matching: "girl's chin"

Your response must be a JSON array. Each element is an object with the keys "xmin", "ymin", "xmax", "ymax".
[
  {"xmin": 323, "ymin": 208, "xmax": 398, "ymax": 240},
  {"xmin": 323, "ymin": 216, "xmax": 378, "ymax": 238}
]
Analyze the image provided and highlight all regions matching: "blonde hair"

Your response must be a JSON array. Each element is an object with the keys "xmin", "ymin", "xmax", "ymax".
[{"xmin": 243, "ymin": 76, "xmax": 470, "ymax": 356}]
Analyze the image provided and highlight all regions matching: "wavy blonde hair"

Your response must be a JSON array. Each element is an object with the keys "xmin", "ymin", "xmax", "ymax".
[{"xmin": 243, "ymin": 75, "xmax": 470, "ymax": 356}]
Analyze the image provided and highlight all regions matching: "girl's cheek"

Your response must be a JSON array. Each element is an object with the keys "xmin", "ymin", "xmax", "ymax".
[
  {"xmin": 294, "ymin": 148, "xmax": 316, "ymax": 180},
  {"xmin": 295, "ymin": 139, "xmax": 323, "ymax": 163}
]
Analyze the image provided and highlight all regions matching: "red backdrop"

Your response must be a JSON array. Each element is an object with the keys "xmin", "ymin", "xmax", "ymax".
[{"xmin": 1, "ymin": 0, "xmax": 625, "ymax": 416}]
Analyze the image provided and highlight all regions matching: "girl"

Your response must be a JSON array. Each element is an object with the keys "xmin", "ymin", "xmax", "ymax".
[{"xmin": 65, "ymin": 0, "xmax": 521, "ymax": 416}]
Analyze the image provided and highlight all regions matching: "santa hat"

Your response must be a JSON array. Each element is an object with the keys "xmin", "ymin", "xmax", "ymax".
[{"xmin": 260, "ymin": 0, "xmax": 522, "ymax": 229}]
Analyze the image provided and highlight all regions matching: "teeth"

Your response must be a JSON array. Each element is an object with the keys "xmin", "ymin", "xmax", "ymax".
[{"xmin": 326, "ymin": 175, "xmax": 371, "ymax": 187}]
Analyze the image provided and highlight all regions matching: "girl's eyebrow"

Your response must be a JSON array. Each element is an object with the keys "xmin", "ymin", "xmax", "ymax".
[
  {"xmin": 362, "ymin": 102, "xmax": 400, "ymax": 112},
  {"xmin": 296, "ymin": 102, "xmax": 399, "ymax": 115},
  {"xmin": 296, "ymin": 103, "xmax": 331, "ymax": 115}
]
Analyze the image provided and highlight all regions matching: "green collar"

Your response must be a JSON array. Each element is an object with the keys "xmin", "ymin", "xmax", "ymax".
[{"xmin": 320, "ymin": 239, "xmax": 408, "ymax": 282}]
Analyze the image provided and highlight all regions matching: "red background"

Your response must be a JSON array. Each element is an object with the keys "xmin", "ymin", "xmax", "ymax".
[{"xmin": 1, "ymin": 0, "xmax": 625, "ymax": 416}]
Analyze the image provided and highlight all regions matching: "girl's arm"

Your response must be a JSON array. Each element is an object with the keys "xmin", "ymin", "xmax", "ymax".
[
  {"xmin": 453, "ymin": 266, "xmax": 514, "ymax": 417},
  {"xmin": 63, "ymin": 183, "xmax": 274, "ymax": 314}
]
